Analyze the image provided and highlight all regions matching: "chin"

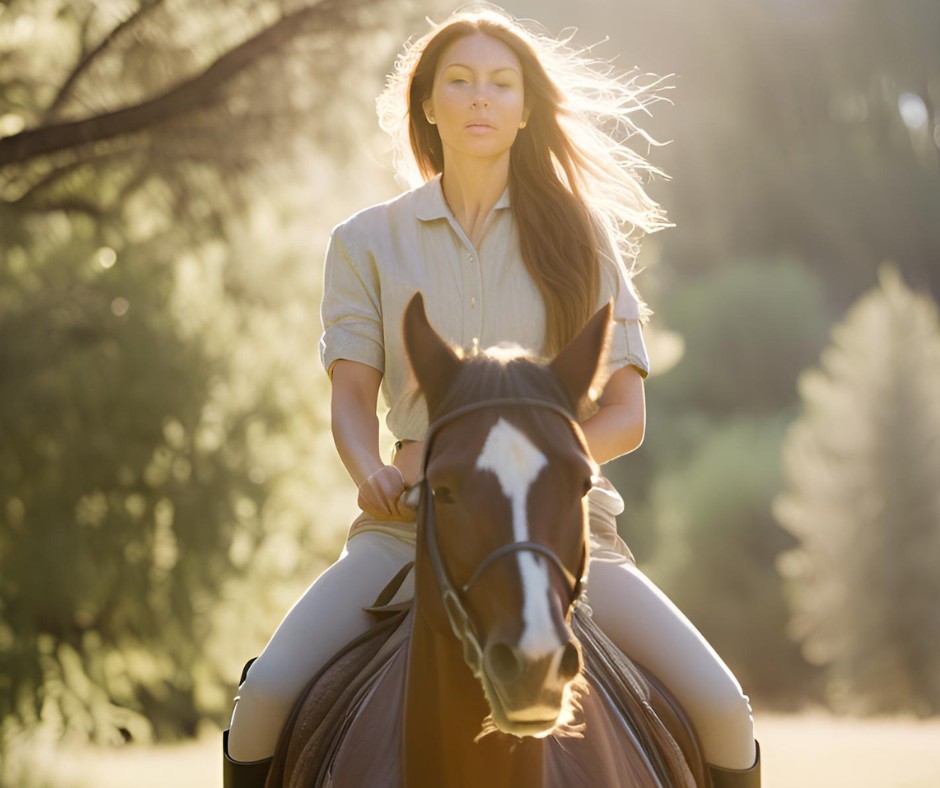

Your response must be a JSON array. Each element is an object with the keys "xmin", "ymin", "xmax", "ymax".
[
  {"xmin": 450, "ymin": 139, "xmax": 516, "ymax": 161},
  {"xmin": 479, "ymin": 673, "xmax": 563, "ymax": 740}
]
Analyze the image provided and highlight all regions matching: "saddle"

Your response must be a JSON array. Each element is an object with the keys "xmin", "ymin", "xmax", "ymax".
[{"xmin": 264, "ymin": 564, "xmax": 709, "ymax": 788}]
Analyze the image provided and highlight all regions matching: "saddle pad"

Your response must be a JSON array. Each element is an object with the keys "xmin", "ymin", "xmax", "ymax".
[{"xmin": 267, "ymin": 595, "xmax": 708, "ymax": 787}]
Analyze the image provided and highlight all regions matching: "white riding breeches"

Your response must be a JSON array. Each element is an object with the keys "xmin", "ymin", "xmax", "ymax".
[{"xmin": 226, "ymin": 481, "xmax": 756, "ymax": 769}]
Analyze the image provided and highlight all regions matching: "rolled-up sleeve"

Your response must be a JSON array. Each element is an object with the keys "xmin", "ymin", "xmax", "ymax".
[
  {"xmin": 319, "ymin": 225, "xmax": 385, "ymax": 378},
  {"xmin": 597, "ymin": 238, "xmax": 652, "ymax": 380}
]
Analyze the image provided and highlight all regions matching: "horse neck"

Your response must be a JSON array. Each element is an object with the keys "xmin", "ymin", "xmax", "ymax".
[{"xmin": 403, "ymin": 551, "xmax": 543, "ymax": 788}]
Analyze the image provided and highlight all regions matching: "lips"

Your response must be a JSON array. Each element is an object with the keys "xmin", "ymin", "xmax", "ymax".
[{"xmin": 464, "ymin": 120, "xmax": 495, "ymax": 130}]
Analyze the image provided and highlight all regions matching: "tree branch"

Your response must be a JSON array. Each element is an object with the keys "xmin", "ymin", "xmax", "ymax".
[
  {"xmin": 43, "ymin": 0, "xmax": 168, "ymax": 123},
  {"xmin": 16, "ymin": 197, "xmax": 105, "ymax": 218},
  {"xmin": 0, "ymin": 0, "xmax": 359, "ymax": 170},
  {"xmin": 8, "ymin": 146, "xmax": 140, "ymax": 205}
]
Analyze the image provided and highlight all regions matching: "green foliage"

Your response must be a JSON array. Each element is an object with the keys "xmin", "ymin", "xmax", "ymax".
[
  {"xmin": 0, "ymin": 227, "xmax": 214, "ymax": 743},
  {"xmin": 642, "ymin": 414, "xmax": 819, "ymax": 704},
  {"xmin": 0, "ymin": 0, "xmax": 423, "ymax": 770},
  {"xmin": 0, "ymin": 188, "xmax": 354, "ymax": 751},
  {"xmin": 652, "ymin": 257, "xmax": 833, "ymax": 418},
  {"xmin": 606, "ymin": 257, "xmax": 832, "ymax": 703},
  {"xmin": 774, "ymin": 264, "xmax": 940, "ymax": 715}
]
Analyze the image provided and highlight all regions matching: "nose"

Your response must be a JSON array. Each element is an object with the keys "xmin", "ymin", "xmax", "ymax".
[
  {"xmin": 484, "ymin": 638, "xmax": 582, "ymax": 687},
  {"xmin": 471, "ymin": 95, "xmax": 490, "ymax": 109}
]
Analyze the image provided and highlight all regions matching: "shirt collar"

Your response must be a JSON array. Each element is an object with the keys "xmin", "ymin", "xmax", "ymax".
[{"xmin": 414, "ymin": 172, "xmax": 511, "ymax": 222}]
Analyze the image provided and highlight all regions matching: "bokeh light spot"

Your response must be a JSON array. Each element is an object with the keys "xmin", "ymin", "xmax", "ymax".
[
  {"xmin": 96, "ymin": 247, "xmax": 117, "ymax": 269},
  {"xmin": 898, "ymin": 92, "xmax": 928, "ymax": 129}
]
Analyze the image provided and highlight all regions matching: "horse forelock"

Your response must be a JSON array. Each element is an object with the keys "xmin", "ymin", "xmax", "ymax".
[{"xmin": 430, "ymin": 347, "xmax": 573, "ymax": 424}]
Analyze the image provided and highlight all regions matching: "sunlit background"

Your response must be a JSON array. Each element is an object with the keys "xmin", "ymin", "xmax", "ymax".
[{"xmin": 1, "ymin": 0, "xmax": 938, "ymax": 785}]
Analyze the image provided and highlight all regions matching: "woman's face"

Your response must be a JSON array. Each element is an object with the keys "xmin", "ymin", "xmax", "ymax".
[{"xmin": 423, "ymin": 32, "xmax": 529, "ymax": 166}]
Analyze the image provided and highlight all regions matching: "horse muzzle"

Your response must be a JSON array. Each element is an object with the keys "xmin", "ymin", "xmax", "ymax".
[{"xmin": 482, "ymin": 636, "xmax": 583, "ymax": 736}]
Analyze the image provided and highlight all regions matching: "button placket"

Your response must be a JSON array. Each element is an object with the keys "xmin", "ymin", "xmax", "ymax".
[
  {"xmin": 459, "ymin": 243, "xmax": 479, "ymax": 347},
  {"xmin": 472, "ymin": 243, "xmax": 485, "ymax": 343}
]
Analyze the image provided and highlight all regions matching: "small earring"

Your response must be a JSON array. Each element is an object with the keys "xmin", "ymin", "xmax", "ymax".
[
  {"xmin": 519, "ymin": 120, "xmax": 527, "ymax": 129},
  {"xmin": 427, "ymin": 115, "xmax": 436, "ymax": 125}
]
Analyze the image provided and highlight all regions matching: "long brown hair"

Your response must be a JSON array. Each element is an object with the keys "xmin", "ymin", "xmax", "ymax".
[{"xmin": 378, "ymin": 5, "xmax": 672, "ymax": 354}]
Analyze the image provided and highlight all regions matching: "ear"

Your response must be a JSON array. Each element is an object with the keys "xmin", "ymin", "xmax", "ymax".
[
  {"xmin": 404, "ymin": 292, "xmax": 461, "ymax": 409},
  {"xmin": 548, "ymin": 301, "xmax": 613, "ymax": 408}
]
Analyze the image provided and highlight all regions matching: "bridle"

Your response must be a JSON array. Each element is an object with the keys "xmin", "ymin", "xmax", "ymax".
[{"xmin": 418, "ymin": 397, "xmax": 590, "ymax": 678}]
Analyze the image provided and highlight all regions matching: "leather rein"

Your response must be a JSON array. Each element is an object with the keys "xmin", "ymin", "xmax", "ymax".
[{"xmin": 417, "ymin": 397, "xmax": 590, "ymax": 678}]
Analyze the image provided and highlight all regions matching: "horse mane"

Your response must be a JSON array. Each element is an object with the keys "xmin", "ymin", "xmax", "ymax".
[{"xmin": 430, "ymin": 342, "xmax": 575, "ymax": 423}]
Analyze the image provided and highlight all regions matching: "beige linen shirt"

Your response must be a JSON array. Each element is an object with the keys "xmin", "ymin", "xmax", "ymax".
[{"xmin": 319, "ymin": 173, "xmax": 651, "ymax": 441}]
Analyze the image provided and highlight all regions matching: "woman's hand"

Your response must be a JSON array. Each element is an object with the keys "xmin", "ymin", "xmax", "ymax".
[
  {"xmin": 357, "ymin": 464, "xmax": 415, "ymax": 521},
  {"xmin": 391, "ymin": 440, "xmax": 425, "ymax": 488}
]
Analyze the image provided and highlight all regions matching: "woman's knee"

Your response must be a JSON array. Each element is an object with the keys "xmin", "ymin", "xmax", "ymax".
[
  {"xmin": 694, "ymin": 686, "xmax": 757, "ymax": 769},
  {"xmin": 236, "ymin": 656, "xmax": 304, "ymax": 716},
  {"xmin": 691, "ymin": 676, "xmax": 754, "ymax": 731},
  {"xmin": 583, "ymin": 559, "xmax": 755, "ymax": 753}
]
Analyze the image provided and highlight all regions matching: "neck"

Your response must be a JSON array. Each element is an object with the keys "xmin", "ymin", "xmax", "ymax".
[
  {"xmin": 440, "ymin": 150, "xmax": 510, "ymax": 248},
  {"xmin": 404, "ymin": 600, "xmax": 542, "ymax": 788},
  {"xmin": 403, "ymin": 536, "xmax": 542, "ymax": 786}
]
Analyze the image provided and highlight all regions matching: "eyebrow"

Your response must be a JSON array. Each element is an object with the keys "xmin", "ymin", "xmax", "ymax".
[{"xmin": 441, "ymin": 63, "xmax": 521, "ymax": 75}]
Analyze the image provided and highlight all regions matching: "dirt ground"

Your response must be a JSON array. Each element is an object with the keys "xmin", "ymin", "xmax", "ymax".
[{"xmin": 24, "ymin": 712, "xmax": 940, "ymax": 787}]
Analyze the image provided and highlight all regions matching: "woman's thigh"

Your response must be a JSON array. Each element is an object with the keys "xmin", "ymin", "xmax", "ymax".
[
  {"xmin": 251, "ymin": 531, "xmax": 414, "ymax": 688},
  {"xmin": 585, "ymin": 558, "xmax": 756, "ymax": 768},
  {"xmin": 228, "ymin": 531, "xmax": 414, "ymax": 760}
]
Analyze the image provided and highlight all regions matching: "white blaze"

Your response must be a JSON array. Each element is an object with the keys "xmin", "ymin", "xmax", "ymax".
[{"xmin": 476, "ymin": 418, "xmax": 557, "ymax": 655}]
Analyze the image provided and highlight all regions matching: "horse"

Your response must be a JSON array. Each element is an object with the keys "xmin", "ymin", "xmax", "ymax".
[{"xmin": 262, "ymin": 293, "xmax": 709, "ymax": 787}]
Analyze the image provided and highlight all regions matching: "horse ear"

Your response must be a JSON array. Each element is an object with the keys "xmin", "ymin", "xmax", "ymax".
[
  {"xmin": 549, "ymin": 301, "xmax": 613, "ymax": 408},
  {"xmin": 404, "ymin": 292, "xmax": 461, "ymax": 408}
]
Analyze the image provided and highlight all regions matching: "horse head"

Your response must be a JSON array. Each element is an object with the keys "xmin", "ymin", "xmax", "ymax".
[{"xmin": 403, "ymin": 293, "xmax": 612, "ymax": 739}]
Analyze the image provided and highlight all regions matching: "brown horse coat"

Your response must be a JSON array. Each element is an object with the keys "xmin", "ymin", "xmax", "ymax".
[{"xmin": 265, "ymin": 297, "xmax": 710, "ymax": 787}]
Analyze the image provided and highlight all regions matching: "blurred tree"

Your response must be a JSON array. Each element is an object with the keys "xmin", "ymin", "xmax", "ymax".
[
  {"xmin": 0, "ymin": 0, "xmax": 396, "ymax": 221},
  {"xmin": 608, "ymin": 257, "xmax": 832, "ymax": 560},
  {"xmin": 650, "ymin": 257, "xmax": 833, "ymax": 419},
  {"xmin": 0, "ymin": 0, "xmax": 425, "ymax": 764},
  {"xmin": 502, "ymin": 0, "xmax": 940, "ymax": 307},
  {"xmin": 641, "ymin": 414, "xmax": 820, "ymax": 706},
  {"xmin": 604, "ymin": 258, "xmax": 830, "ymax": 704},
  {"xmin": 774, "ymin": 263, "xmax": 940, "ymax": 715}
]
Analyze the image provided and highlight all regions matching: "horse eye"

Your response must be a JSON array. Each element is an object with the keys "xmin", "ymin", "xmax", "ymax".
[{"xmin": 433, "ymin": 486, "xmax": 454, "ymax": 504}]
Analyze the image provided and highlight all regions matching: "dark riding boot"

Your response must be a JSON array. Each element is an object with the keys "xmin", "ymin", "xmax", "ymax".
[
  {"xmin": 706, "ymin": 741, "xmax": 761, "ymax": 787},
  {"xmin": 223, "ymin": 658, "xmax": 273, "ymax": 787}
]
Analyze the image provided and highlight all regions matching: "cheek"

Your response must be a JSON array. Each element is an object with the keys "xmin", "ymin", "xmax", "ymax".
[
  {"xmin": 501, "ymin": 90, "xmax": 525, "ymax": 115},
  {"xmin": 432, "ymin": 84, "xmax": 464, "ymax": 117}
]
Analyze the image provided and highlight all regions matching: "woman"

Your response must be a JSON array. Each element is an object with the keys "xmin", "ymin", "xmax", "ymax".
[{"xmin": 224, "ymin": 6, "xmax": 761, "ymax": 786}]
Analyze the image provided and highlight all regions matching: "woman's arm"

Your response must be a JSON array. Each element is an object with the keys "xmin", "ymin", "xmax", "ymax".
[
  {"xmin": 389, "ymin": 365, "xmax": 645, "ymax": 484},
  {"xmin": 579, "ymin": 364, "xmax": 646, "ymax": 465},
  {"xmin": 330, "ymin": 359, "xmax": 413, "ymax": 520}
]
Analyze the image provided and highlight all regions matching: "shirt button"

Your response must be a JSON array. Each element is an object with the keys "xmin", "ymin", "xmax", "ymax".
[
  {"xmin": 470, "ymin": 297, "xmax": 476, "ymax": 308},
  {"xmin": 466, "ymin": 253, "xmax": 474, "ymax": 263}
]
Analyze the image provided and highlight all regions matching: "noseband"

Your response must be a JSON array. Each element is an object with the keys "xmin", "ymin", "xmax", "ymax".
[{"xmin": 418, "ymin": 397, "xmax": 590, "ymax": 677}]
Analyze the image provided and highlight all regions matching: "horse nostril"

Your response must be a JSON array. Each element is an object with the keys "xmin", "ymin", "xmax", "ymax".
[
  {"xmin": 485, "ymin": 642, "xmax": 523, "ymax": 685},
  {"xmin": 558, "ymin": 641, "xmax": 581, "ymax": 682}
]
